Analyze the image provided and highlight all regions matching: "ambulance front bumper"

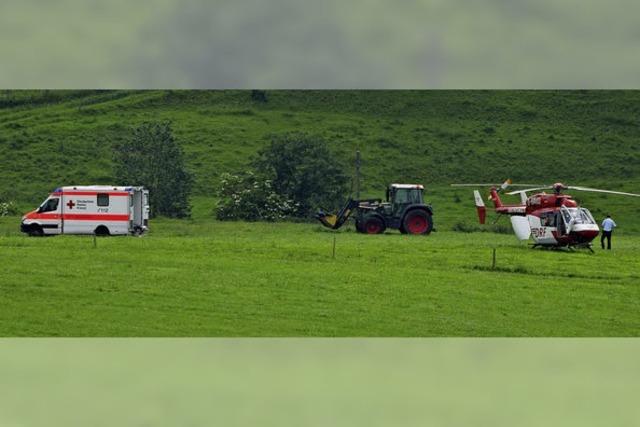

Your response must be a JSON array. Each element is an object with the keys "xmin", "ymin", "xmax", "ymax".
[{"xmin": 20, "ymin": 221, "xmax": 30, "ymax": 233}]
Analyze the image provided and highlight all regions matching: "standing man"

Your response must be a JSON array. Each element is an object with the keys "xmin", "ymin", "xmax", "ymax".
[{"xmin": 601, "ymin": 214, "xmax": 617, "ymax": 250}]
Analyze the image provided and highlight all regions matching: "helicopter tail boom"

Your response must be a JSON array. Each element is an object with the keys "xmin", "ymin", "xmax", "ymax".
[{"xmin": 489, "ymin": 187, "xmax": 503, "ymax": 208}]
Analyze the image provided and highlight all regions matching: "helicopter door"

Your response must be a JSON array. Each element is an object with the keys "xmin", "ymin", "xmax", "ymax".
[
  {"xmin": 558, "ymin": 207, "xmax": 573, "ymax": 236},
  {"xmin": 511, "ymin": 216, "xmax": 531, "ymax": 241}
]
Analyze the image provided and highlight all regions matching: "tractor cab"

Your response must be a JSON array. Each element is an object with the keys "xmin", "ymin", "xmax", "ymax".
[{"xmin": 387, "ymin": 184, "xmax": 425, "ymax": 217}]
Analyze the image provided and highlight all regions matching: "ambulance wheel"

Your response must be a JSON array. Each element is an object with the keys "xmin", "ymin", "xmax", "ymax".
[
  {"xmin": 94, "ymin": 226, "xmax": 110, "ymax": 236},
  {"xmin": 29, "ymin": 225, "xmax": 44, "ymax": 237}
]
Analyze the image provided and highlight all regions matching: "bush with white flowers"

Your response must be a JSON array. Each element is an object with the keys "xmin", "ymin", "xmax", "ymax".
[
  {"xmin": 216, "ymin": 172, "xmax": 298, "ymax": 221},
  {"xmin": 0, "ymin": 200, "xmax": 18, "ymax": 217}
]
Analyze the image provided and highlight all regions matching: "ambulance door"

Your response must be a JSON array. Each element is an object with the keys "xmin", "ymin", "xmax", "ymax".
[
  {"xmin": 38, "ymin": 195, "xmax": 63, "ymax": 235},
  {"xmin": 131, "ymin": 189, "xmax": 143, "ymax": 228},
  {"xmin": 143, "ymin": 190, "xmax": 150, "ymax": 227},
  {"xmin": 559, "ymin": 206, "xmax": 574, "ymax": 235}
]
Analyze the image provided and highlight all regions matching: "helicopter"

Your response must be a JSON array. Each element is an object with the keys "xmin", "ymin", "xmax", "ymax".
[{"xmin": 452, "ymin": 180, "xmax": 640, "ymax": 250}]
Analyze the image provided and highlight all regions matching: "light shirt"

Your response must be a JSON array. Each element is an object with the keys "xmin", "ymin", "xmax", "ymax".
[{"xmin": 602, "ymin": 218, "xmax": 617, "ymax": 232}]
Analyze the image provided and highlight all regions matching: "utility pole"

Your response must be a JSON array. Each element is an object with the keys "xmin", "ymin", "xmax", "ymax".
[{"xmin": 355, "ymin": 149, "xmax": 361, "ymax": 200}]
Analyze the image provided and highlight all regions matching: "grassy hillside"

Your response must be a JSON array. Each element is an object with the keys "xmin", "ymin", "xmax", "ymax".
[{"xmin": 1, "ymin": 90, "xmax": 640, "ymax": 230}]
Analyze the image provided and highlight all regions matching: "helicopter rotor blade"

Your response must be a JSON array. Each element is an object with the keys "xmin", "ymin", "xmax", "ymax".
[
  {"xmin": 566, "ymin": 186, "xmax": 640, "ymax": 197},
  {"xmin": 451, "ymin": 183, "xmax": 504, "ymax": 187},
  {"xmin": 506, "ymin": 187, "xmax": 551, "ymax": 195},
  {"xmin": 451, "ymin": 183, "xmax": 546, "ymax": 188}
]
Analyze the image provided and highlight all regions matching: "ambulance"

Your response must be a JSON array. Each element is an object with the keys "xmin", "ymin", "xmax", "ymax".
[{"xmin": 21, "ymin": 186, "xmax": 149, "ymax": 236}]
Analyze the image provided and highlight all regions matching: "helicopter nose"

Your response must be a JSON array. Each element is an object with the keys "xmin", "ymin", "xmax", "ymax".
[{"xmin": 574, "ymin": 229, "xmax": 599, "ymax": 243}]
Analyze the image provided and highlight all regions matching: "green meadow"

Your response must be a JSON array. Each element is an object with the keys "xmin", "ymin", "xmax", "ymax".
[
  {"xmin": 1, "ymin": 90, "xmax": 639, "ymax": 336},
  {"xmin": 1, "ymin": 216, "xmax": 638, "ymax": 336}
]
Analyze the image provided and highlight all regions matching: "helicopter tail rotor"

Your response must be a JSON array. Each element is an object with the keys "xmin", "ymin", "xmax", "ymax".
[
  {"xmin": 473, "ymin": 190, "xmax": 486, "ymax": 224},
  {"xmin": 498, "ymin": 179, "xmax": 512, "ymax": 192}
]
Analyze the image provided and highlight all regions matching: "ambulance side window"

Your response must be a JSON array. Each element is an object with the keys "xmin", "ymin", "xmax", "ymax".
[
  {"xmin": 41, "ymin": 198, "xmax": 59, "ymax": 212},
  {"xmin": 97, "ymin": 193, "xmax": 109, "ymax": 207}
]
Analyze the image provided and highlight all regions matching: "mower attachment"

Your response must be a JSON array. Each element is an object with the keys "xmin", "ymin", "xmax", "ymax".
[{"xmin": 315, "ymin": 199, "xmax": 359, "ymax": 230}]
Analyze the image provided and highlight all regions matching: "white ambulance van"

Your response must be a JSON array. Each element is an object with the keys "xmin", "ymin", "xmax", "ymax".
[{"xmin": 21, "ymin": 186, "xmax": 149, "ymax": 236}]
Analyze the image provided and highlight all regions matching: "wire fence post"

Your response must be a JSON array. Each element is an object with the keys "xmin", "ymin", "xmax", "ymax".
[
  {"xmin": 355, "ymin": 150, "xmax": 361, "ymax": 201},
  {"xmin": 491, "ymin": 248, "xmax": 496, "ymax": 269},
  {"xmin": 332, "ymin": 235, "xmax": 336, "ymax": 259},
  {"xmin": 93, "ymin": 233, "xmax": 97, "ymax": 248}
]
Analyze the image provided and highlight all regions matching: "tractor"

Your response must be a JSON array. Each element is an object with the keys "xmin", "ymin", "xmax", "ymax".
[{"xmin": 316, "ymin": 184, "xmax": 434, "ymax": 235}]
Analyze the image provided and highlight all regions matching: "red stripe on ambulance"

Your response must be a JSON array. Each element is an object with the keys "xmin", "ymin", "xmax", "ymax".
[
  {"xmin": 63, "ymin": 214, "xmax": 130, "ymax": 221},
  {"xmin": 32, "ymin": 213, "xmax": 129, "ymax": 221},
  {"xmin": 51, "ymin": 191, "xmax": 130, "ymax": 197}
]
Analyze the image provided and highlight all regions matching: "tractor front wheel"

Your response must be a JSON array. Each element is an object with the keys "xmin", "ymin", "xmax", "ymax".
[
  {"xmin": 363, "ymin": 216, "xmax": 386, "ymax": 235},
  {"xmin": 403, "ymin": 210, "xmax": 432, "ymax": 235}
]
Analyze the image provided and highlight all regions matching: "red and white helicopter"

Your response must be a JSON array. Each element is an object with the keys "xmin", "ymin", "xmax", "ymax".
[{"xmin": 453, "ymin": 180, "xmax": 640, "ymax": 249}]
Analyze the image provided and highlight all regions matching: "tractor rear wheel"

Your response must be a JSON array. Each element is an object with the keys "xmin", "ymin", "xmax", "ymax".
[
  {"xmin": 403, "ymin": 210, "xmax": 432, "ymax": 235},
  {"xmin": 363, "ymin": 216, "xmax": 385, "ymax": 234}
]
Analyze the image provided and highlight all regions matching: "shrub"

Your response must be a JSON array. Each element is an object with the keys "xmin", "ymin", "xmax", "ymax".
[
  {"xmin": 253, "ymin": 133, "xmax": 348, "ymax": 218},
  {"xmin": 451, "ymin": 221, "xmax": 481, "ymax": 233},
  {"xmin": 451, "ymin": 221, "xmax": 513, "ymax": 235},
  {"xmin": 0, "ymin": 200, "xmax": 18, "ymax": 216},
  {"xmin": 216, "ymin": 172, "xmax": 297, "ymax": 221},
  {"xmin": 251, "ymin": 90, "xmax": 268, "ymax": 103}
]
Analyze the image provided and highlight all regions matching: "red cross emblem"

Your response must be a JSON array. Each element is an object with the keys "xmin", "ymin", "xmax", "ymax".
[{"xmin": 66, "ymin": 200, "xmax": 76, "ymax": 209}]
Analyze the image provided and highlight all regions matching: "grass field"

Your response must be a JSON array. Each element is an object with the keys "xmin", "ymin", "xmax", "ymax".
[
  {"xmin": 1, "ymin": 216, "xmax": 638, "ymax": 336},
  {"xmin": 1, "ymin": 90, "xmax": 639, "ymax": 337}
]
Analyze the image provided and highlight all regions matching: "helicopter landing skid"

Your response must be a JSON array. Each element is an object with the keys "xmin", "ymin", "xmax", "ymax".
[
  {"xmin": 530, "ymin": 243, "xmax": 594, "ymax": 253},
  {"xmin": 570, "ymin": 243, "xmax": 595, "ymax": 254}
]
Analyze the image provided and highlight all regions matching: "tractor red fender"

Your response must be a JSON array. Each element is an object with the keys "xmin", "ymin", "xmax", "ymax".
[{"xmin": 403, "ymin": 204, "xmax": 433, "ymax": 216}]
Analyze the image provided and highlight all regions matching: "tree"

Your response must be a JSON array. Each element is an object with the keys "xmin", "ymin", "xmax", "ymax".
[
  {"xmin": 113, "ymin": 122, "xmax": 192, "ymax": 218},
  {"xmin": 253, "ymin": 133, "xmax": 348, "ymax": 218},
  {"xmin": 250, "ymin": 90, "xmax": 268, "ymax": 103}
]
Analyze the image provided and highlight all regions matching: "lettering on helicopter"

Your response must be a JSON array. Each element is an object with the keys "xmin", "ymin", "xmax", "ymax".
[
  {"xmin": 530, "ymin": 227, "xmax": 547, "ymax": 239},
  {"xmin": 527, "ymin": 196, "xmax": 541, "ymax": 207}
]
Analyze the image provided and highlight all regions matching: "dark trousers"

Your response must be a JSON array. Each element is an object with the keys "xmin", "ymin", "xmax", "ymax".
[{"xmin": 601, "ymin": 230, "xmax": 612, "ymax": 249}]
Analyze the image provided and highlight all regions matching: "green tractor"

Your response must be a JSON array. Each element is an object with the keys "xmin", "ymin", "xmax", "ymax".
[{"xmin": 316, "ymin": 184, "xmax": 434, "ymax": 235}]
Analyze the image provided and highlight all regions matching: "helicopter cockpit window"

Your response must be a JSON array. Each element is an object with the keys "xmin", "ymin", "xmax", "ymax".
[
  {"xmin": 580, "ymin": 208, "xmax": 596, "ymax": 224},
  {"xmin": 563, "ymin": 208, "xmax": 595, "ymax": 225},
  {"xmin": 570, "ymin": 208, "xmax": 596, "ymax": 225}
]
